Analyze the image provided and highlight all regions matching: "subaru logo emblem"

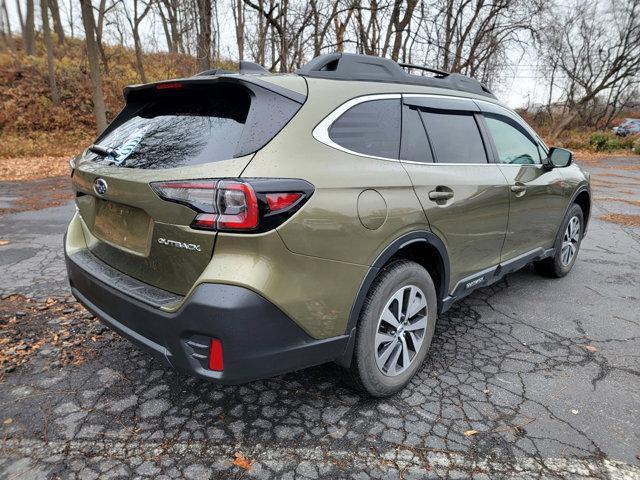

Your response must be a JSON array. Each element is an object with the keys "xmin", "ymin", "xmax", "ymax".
[{"xmin": 94, "ymin": 178, "xmax": 108, "ymax": 196}]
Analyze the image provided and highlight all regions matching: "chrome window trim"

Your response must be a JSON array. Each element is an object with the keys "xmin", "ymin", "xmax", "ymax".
[{"xmin": 313, "ymin": 92, "xmax": 545, "ymax": 166}]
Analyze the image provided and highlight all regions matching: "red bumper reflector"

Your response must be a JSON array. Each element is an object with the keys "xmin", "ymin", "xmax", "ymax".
[{"xmin": 209, "ymin": 338, "xmax": 224, "ymax": 371}]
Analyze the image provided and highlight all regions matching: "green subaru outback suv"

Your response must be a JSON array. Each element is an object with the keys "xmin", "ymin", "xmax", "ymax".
[{"xmin": 65, "ymin": 53, "xmax": 591, "ymax": 396}]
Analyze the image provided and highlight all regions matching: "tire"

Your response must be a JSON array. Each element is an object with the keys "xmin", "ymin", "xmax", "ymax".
[
  {"xmin": 535, "ymin": 203, "xmax": 584, "ymax": 278},
  {"xmin": 344, "ymin": 260, "xmax": 437, "ymax": 397}
]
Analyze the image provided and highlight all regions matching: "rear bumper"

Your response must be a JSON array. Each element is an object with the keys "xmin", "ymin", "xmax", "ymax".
[{"xmin": 66, "ymin": 249, "xmax": 349, "ymax": 384}]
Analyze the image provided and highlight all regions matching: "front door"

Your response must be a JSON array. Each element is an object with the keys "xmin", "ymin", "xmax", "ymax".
[
  {"xmin": 479, "ymin": 110, "xmax": 567, "ymax": 261},
  {"xmin": 399, "ymin": 96, "xmax": 510, "ymax": 295}
]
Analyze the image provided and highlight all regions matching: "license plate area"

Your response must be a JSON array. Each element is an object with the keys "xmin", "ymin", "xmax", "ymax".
[{"xmin": 93, "ymin": 200, "xmax": 153, "ymax": 256}]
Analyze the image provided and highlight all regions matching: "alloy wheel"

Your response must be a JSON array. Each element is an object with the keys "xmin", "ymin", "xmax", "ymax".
[
  {"xmin": 375, "ymin": 285, "xmax": 428, "ymax": 376},
  {"xmin": 561, "ymin": 216, "xmax": 581, "ymax": 266}
]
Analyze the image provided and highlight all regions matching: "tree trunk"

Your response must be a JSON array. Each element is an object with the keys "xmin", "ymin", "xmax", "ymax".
[
  {"xmin": 256, "ymin": 0, "xmax": 266, "ymax": 64},
  {"xmin": 80, "ymin": 0, "xmax": 107, "ymax": 134},
  {"xmin": 157, "ymin": 3, "xmax": 174, "ymax": 53},
  {"xmin": 24, "ymin": 0, "xmax": 35, "ymax": 55},
  {"xmin": 232, "ymin": 0, "xmax": 245, "ymax": 61},
  {"xmin": 196, "ymin": 0, "xmax": 212, "ymax": 70},
  {"xmin": 390, "ymin": 0, "xmax": 418, "ymax": 61},
  {"xmin": 1, "ymin": 1, "xmax": 16, "ymax": 51},
  {"xmin": 133, "ymin": 27, "xmax": 147, "ymax": 82},
  {"xmin": 40, "ymin": 0, "xmax": 59, "ymax": 104},
  {"xmin": 94, "ymin": 0, "xmax": 110, "ymax": 72},
  {"xmin": 168, "ymin": 0, "xmax": 180, "ymax": 53},
  {"xmin": 67, "ymin": 0, "xmax": 74, "ymax": 37},
  {"xmin": 48, "ymin": 0, "xmax": 64, "ymax": 44},
  {"xmin": 14, "ymin": 0, "xmax": 24, "ymax": 35}
]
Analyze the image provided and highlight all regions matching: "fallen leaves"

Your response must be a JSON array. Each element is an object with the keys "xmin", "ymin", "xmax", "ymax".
[
  {"xmin": 0, "ymin": 240, "xmax": 9, "ymax": 246},
  {"xmin": 0, "ymin": 294, "xmax": 118, "ymax": 378},
  {"xmin": 599, "ymin": 213, "xmax": 640, "ymax": 228},
  {"xmin": 463, "ymin": 430, "xmax": 479, "ymax": 437},
  {"xmin": 0, "ymin": 176, "xmax": 72, "ymax": 216},
  {"xmin": 0, "ymin": 156, "xmax": 72, "ymax": 182},
  {"xmin": 232, "ymin": 452, "xmax": 252, "ymax": 471},
  {"xmin": 582, "ymin": 345, "xmax": 598, "ymax": 353}
]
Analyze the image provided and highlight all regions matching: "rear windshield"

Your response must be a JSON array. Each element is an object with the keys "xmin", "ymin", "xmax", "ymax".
[{"xmin": 87, "ymin": 83, "xmax": 300, "ymax": 169}]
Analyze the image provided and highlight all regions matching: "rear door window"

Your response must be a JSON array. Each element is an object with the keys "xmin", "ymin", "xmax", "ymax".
[
  {"xmin": 419, "ymin": 110, "xmax": 488, "ymax": 164},
  {"xmin": 328, "ymin": 99, "xmax": 400, "ymax": 159},
  {"xmin": 400, "ymin": 106, "xmax": 433, "ymax": 163}
]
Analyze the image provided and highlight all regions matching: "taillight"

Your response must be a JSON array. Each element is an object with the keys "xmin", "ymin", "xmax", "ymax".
[
  {"xmin": 266, "ymin": 192, "xmax": 302, "ymax": 212},
  {"xmin": 215, "ymin": 181, "xmax": 259, "ymax": 230},
  {"xmin": 150, "ymin": 178, "xmax": 313, "ymax": 233}
]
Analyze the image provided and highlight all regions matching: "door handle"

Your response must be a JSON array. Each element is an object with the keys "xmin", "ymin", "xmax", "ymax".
[
  {"xmin": 510, "ymin": 184, "xmax": 526, "ymax": 194},
  {"xmin": 428, "ymin": 189, "xmax": 454, "ymax": 201}
]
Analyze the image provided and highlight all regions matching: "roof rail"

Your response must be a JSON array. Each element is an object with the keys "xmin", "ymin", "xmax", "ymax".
[
  {"xmin": 194, "ymin": 61, "xmax": 271, "ymax": 77},
  {"xmin": 296, "ymin": 53, "xmax": 495, "ymax": 99}
]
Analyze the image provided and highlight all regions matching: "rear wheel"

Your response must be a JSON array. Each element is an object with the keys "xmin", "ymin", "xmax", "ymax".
[
  {"xmin": 535, "ymin": 203, "xmax": 584, "ymax": 278},
  {"xmin": 345, "ymin": 260, "xmax": 437, "ymax": 397}
]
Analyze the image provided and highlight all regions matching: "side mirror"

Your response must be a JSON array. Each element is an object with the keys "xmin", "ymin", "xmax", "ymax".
[{"xmin": 547, "ymin": 147, "xmax": 573, "ymax": 168}]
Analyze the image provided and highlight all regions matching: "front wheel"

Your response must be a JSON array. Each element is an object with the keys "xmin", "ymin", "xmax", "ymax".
[
  {"xmin": 345, "ymin": 260, "xmax": 437, "ymax": 397},
  {"xmin": 535, "ymin": 203, "xmax": 584, "ymax": 278}
]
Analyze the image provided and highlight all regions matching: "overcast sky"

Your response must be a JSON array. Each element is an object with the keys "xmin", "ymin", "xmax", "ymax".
[{"xmin": 5, "ymin": 0, "xmax": 548, "ymax": 108}]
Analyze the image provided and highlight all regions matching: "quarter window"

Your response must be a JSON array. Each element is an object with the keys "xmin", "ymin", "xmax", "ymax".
[
  {"xmin": 328, "ymin": 99, "xmax": 401, "ymax": 159},
  {"xmin": 419, "ymin": 110, "xmax": 488, "ymax": 164},
  {"xmin": 483, "ymin": 114, "xmax": 541, "ymax": 164}
]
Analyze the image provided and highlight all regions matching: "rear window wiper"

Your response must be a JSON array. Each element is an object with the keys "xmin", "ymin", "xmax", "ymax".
[
  {"xmin": 88, "ymin": 144, "xmax": 124, "ymax": 166},
  {"xmin": 88, "ymin": 144, "xmax": 116, "ymax": 158}
]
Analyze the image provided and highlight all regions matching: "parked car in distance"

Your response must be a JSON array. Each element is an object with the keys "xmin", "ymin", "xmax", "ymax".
[
  {"xmin": 65, "ymin": 53, "xmax": 591, "ymax": 397},
  {"xmin": 612, "ymin": 118, "xmax": 640, "ymax": 136}
]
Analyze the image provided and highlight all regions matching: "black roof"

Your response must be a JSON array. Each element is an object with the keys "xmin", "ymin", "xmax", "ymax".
[{"xmin": 296, "ymin": 53, "xmax": 496, "ymax": 99}]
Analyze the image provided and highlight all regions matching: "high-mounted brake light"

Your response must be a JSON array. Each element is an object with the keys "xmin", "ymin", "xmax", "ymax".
[{"xmin": 156, "ymin": 82, "xmax": 183, "ymax": 90}]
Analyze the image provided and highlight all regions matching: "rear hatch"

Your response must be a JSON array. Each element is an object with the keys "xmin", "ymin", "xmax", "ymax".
[{"xmin": 71, "ymin": 76, "xmax": 305, "ymax": 295}]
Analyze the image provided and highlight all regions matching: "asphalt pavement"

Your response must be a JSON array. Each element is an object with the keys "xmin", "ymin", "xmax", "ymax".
[{"xmin": 0, "ymin": 157, "xmax": 638, "ymax": 479}]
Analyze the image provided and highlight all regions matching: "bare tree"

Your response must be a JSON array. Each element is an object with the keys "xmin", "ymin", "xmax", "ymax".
[
  {"xmin": 24, "ymin": 0, "xmax": 35, "ymax": 54},
  {"xmin": 1, "ymin": 0, "xmax": 16, "ymax": 50},
  {"xmin": 40, "ymin": 0, "xmax": 60, "ymax": 103},
  {"xmin": 196, "ymin": 0, "xmax": 212, "ymax": 70},
  {"xmin": 48, "ymin": 0, "xmax": 64, "ymax": 43},
  {"xmin": 382, "ymin": 0, "xmax": 417, "ymax": 60},
  {"xmin": 80, "ymin": 0, "xmax": 107, "ymax": 133},
  {"xmin": 540, "ymin": 0, "xmax": 640, "ymax": 138},
  {"xmin": 122, "ymin": 0, "xmax": 154, "ymax": 82},
  {"xmin": 243, "ymin": 0, "xmax": 314, "ymax": 71},
  {"xmin": 232, "ymin": 0, "xmax": 246, "ymax": 60},
  {"xmin": 156, "ymin": 0, "xmax": 182, "ymax": 53},
  {"xmin": 94, "ymin": 0, "xmax": 120, "ymax": 73},
  {"xmin": 14, "ymin": 0, "xmax": 24, "ymax": 36}
]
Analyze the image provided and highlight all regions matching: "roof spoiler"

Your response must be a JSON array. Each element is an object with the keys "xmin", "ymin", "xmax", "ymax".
[{"xmin": 194, "ymin": 61, "xmax": 271, "ymax": 77}]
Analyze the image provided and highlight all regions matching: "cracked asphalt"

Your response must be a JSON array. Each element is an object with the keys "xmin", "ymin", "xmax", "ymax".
[{"xmin": 0, "ymin": 157, "xmax": 639, "ymax": 479}]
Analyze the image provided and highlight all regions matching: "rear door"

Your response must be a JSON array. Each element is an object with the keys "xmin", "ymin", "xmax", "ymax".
[
  {"xmin": 71, "ymin": 78, "xmax": 304, "ymax": 295},
  {"xmin": 476, "ymin": 103, "xmax": 566, "ymax": 260},
  {"xmin": 400, "ymin": 95, "xmax": 510, "ymax": 294}
]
